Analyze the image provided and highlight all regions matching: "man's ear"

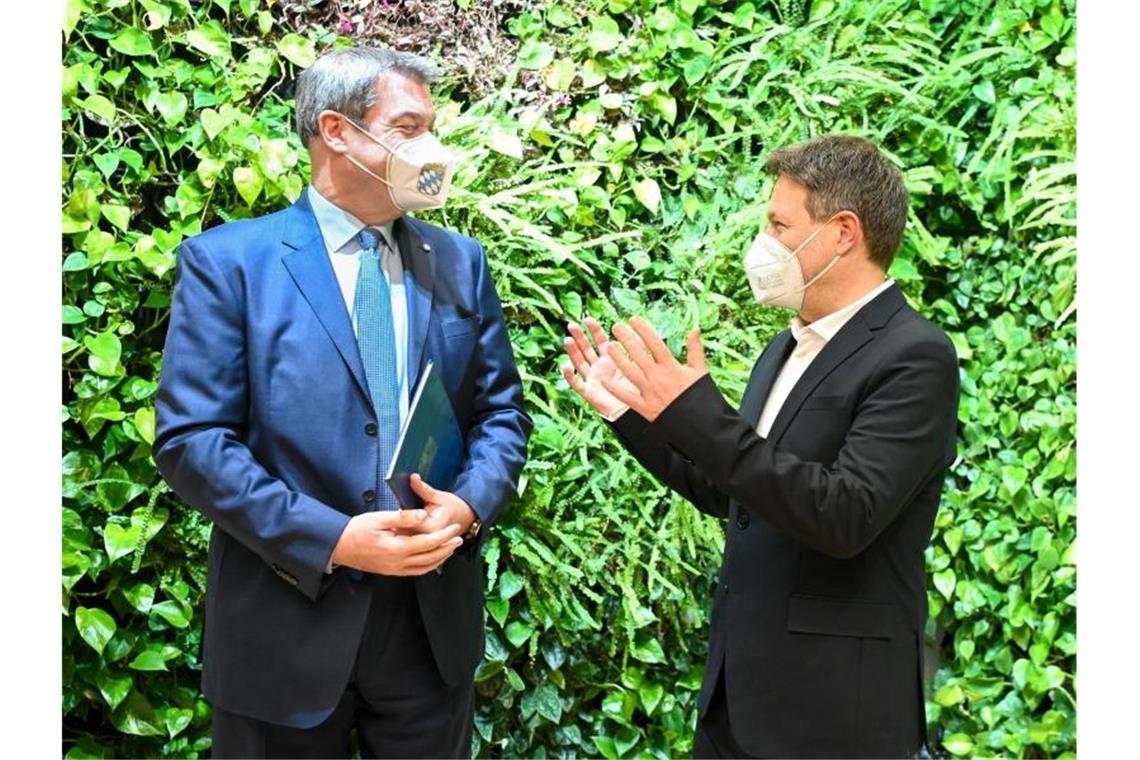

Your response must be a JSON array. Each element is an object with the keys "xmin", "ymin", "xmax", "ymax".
[
  {"xmin": 317, "ymin": 110, "xmax": 349, "ymax": 154},
  {"xmin": 833, "ymin": 210, "xmax": 864, "ymax": 257}
]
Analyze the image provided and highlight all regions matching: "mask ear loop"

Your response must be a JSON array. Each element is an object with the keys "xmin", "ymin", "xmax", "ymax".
[
  {"xmin": 338, "ymin": 115, "xmax": 406, "ymax": 211},
  {"xmin": 790, "ymin": 215, "xmax": 843, "ymax": 294}
]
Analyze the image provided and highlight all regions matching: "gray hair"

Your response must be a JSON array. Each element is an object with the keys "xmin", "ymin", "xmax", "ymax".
[
  {"xmin": 294, "ymin": 47, "xmax": 442, "ymax": 147},
  {"xmin": 764, "ymin": 135, "xmax": 909, "ymax": 270}
]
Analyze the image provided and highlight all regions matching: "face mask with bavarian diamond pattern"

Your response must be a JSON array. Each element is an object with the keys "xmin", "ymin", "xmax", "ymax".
[{"xmin": 340, "ymin": 115, "xmax": 457, "ymax": 212}]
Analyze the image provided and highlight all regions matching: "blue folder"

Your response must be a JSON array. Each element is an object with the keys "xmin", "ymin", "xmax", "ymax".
[{"xmin": 384, "ymin": 361, "xmax": 465, "ymax": 509}]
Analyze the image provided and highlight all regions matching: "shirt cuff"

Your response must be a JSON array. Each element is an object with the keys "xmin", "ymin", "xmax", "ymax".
[{"xmin": 601, "ymin": 403, "xmax": 630, "ymax": 422}]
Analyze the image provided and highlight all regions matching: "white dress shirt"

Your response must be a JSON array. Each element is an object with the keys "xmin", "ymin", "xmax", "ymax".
[
  {"xmin": 306, "ymin": 185, "xmax": 410, "ymax": 428},
  {"xmin": 755, "ymin": 279, "xmax": 896, "ymax": 438}
]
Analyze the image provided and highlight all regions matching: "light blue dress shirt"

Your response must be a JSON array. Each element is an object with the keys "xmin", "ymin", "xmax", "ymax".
[{"xmin": 306, "ymin": 185, "xmax": 410, "ymax": 428}]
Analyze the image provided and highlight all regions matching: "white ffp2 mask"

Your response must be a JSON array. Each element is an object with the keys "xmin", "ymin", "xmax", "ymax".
[{"xmin": 743, "ymin": 217, "xmax": 841, "ymax": 311}]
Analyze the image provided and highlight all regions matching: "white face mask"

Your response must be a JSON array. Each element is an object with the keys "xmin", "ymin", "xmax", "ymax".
[
  {"xmin": 743, "ymin": 217, "xmax": 841, "ymax": 311},
  {"xmin": 339, "ymin": 115, "xmax": 456, "ymax": 212}
]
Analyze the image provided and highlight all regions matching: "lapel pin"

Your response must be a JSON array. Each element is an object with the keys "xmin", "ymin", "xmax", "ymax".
[{"xmin": 421, "ymin": 243, "xmax": 431, "ymax": 253}]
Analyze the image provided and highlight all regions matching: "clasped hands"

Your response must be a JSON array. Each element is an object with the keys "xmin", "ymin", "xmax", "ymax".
[
  {"xmin": 330, "ymin": 474, "xmax": 477, "ymax": 576},
  {"xmin": 561, "ymin": 314, "xmax": 709, "ymax": 423}
]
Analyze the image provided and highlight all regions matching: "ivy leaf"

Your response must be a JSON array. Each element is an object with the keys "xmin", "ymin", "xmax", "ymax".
[
  {"xmin": 162, "ymin": 707, "xmax": 194, "ymax": 738},
  {"xmin": 100, "ymin": 204, "xmax": 131, "ymax": 232},
  {"xmin": 154, "ymin": 91, "xmax": 188, "ymax": 126},
  {"xmin": 104, "ymin": 522, "xmax": 141, "ymax": 562},
  {"xmin": 943, "ymin": 733, "xmax": 975, "ymax": 756},
  {"xmin": 1001, "ymin": 465, "xmax": 1028, "ymax": 495},
  {"xmin": 128, "ymin": 649, "xmax": 168, "ymax": 672},
  {"xmin": 185, "ymin": 21, "xmax": 232, "ymax": 59},
  {"xmin": 123, "ymin": 583, "xmax": 155, "ymax": 614},
  {"xmin": 532, "ymin": 683, "xmax": 562, "ymax": 723},
  {"xmin": 518, "ymin": 40, "xmax": 555, "ymax": 69},
  {"xmin": 200, "ymin": 108, "xmax": 230, "ymax": 140},
  {"xmin": 588, "ymin": 16, "xmax": 622, "ymax": 53},
  {"xmin": 934, "ymin": 682, "xmax": 964, "ymax": 706},
  {"xmin": 109, "ymin": 28, "xmax": 154, "ymax": 57},
  {"xmin": 633, "ymin": 178, "xmax": 661, "ymax": 214},
  {"xmin": 84, "ymin": 330, "xmax": 122, "ymax": 377},
  {"xmin": 499, "ymin": 570, "xmax": 524, "ymax": 600},
  {"xmin": 233, "ymin": 166, "xmax": 263, "ymax": 207},
  {"xmin": 79, "ymin": 95, "xmax": 117, "ymax": 124},
  {"xmin": 133, "ymin": 407, "xmax": 156, "ymax": 444},
  {"xmin": 504, "ymin": 621, "xmax": 533, "ymax": 648},
  {"xmin": 111, "ymin": 691, "xmax": 165, "ymax": 736},
  {"xmin": 933, "ymin": 568, "xmax": 956, "ymax": 600},
  {"xmin": 75, "ymin": 607, "xmax": 117, "ymax": 655},
  {"xmin": 92, "ymin": 152, "xmax": 120, "ymax": 179},
  {"xmin": 151, "ymin": 600, "xmax": 190, "ymax": 629},
  {"xmin": 96, "ymin": 671, "xmax": 133, "ymax": 710},
  {"xmin": 631, "ymin": 632, "xmax": 665, "ymax": 663},
  {"xmin": 638, "ymin": 682, "xmax": 665, "ymax": 715},
  {"xmin": 276, "ymin": 33, "xmax": 316, "ymax": 68}
]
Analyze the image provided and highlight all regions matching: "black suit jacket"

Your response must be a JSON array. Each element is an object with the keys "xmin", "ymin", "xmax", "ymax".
[{"xmin": 611, "ymin": 285, "xmax": 959, "ymax": 758}]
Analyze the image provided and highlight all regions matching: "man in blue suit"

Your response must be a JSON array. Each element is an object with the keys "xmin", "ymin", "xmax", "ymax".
[{"xmin": 153, "ymin": 47, "xmax": 532, "ymax": 758}]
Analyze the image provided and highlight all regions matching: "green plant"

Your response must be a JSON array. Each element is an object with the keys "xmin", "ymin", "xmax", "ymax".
[{"xmin": 63, "ymin": 0, "xmax": 1075, "ymax": 757}]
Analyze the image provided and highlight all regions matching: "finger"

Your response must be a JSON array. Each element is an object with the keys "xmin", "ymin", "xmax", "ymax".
[
  {"xmin": 391, "ymin": 522, "xmax": 464, "ymax": 555},
  {"xmin": 402, "ymin": 537, "xmax": 464, "ymax": 573},
  {"xmin": 584, "ymin": 316, "xmax": 610, "ymax": 353},
  {"xmin": 567, "ymin": 321, "xmax": 599, "ymax": 364},
  {"xmin": 409, "ymin": 473, "xmax": 440, "ymax": 501},
  {"xmin": 604, "ymin": 340, "xmax": 647, "ymax": 390},
  {"xmin": 629, "ymin": 316, "xmax": 674, "ymax": 365},
  {"xmin": 612, "ymin": 321, "xmax": 657, "ymax": 372},
  {"xmin": 372, "ymin": 508, "xmax": 429, "ymax": 531},
  {"xmin": 562, "ymin": 335, "xmax": 592, "ymax": 378},
  {"xmin": 561, "ymin": 361, "xmax": 588, "ymax": 396},
  {"xmin": 686, "ymin": 327, "xmax": 708, "ymax": 373},
  {"xmin": 600, "ymin": 372, "xmax": 643, "ymax": 413}
]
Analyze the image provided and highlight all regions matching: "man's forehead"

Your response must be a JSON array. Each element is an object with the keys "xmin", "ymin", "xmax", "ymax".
[
  {"xmin": 768, "ymin": 176, "xmax": 809, "ymax": 219},
  {"xmin": 368, "ymin": 71, "xmax": 435, "ymax": 119}
]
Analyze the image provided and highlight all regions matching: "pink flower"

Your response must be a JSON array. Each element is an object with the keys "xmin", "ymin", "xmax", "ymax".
[{"xmin": 340, "ymin": 20, "xmax": 353, "ymax": 33}]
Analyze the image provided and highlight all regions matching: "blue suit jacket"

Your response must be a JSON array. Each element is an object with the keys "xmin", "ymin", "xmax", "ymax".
[{"xmin": 153, "ymin": 192, "xmax": 532, "ymax": 727}]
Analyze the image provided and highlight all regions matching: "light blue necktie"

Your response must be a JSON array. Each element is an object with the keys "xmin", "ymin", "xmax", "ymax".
[{"xmin": 354, "ymin": 228, "xmax": 400, "ymax": 511}]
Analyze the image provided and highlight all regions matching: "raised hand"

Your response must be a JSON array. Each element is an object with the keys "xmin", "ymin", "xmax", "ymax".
[{"xmin": 561, "ymin": 316, "xmax": 642, "ymax": 419}]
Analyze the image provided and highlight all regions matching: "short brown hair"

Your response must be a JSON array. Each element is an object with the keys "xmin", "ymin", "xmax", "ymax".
[{"xmin": 764, "ymin": 135, "xmax": 909, "ymax": 270}]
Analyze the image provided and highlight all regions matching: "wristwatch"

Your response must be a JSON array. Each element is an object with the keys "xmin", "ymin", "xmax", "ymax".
[{"xmin": 463, "ymin": 518, "xmax": 482, "ymax": 543}]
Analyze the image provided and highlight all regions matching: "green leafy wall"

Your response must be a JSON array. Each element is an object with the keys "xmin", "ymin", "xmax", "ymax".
[{"xmin": 62, "ymin": 0, "xmax": 1075, "ymax": 757}]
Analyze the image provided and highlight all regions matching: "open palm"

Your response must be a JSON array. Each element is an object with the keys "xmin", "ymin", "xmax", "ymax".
[{"xmin": 561, "ymin": 317, "xmax": 641, "ymax": 419}]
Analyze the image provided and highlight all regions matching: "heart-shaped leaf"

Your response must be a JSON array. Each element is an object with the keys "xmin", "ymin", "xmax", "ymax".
[
  {"xmin": 96, "ymin": 671, "xmax": 133, "ymax": 710},
  {"xmin": 104, "ymin": 522, "xmax": 141, "ymax": 562},
  {"xmin": 75, "ymin": 606, "xmax": 117, "ymax": 655},
  {"xmin": 109, "ymin": 28, "xmax": 154, "ymax": 57},
  {"xmin": 185, "ymin": 21, "xmax": 232, "ymax": 59},
  {"xmin": 84, "ymin": 330, "xmax": 122, "ymax": 377},
  {"xmin": 233, "ymin": 166, "xmax": 263, "ymax": 206},
  {"xmin": 276, "ymin": 33, "xmax": 316, "ymax": 68},
  {"xmin": 154, "ymin": 91, "xmax": 188, "ymax": 126}
]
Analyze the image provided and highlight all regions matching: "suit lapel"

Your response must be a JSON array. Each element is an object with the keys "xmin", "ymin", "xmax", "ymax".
[
  {"xmin": 764, "ymin": 284, "xmax": 907, "ymax": 444},
  {"xmin": 739, "ymin": 330, "xmax": 795, "ymax": 425},
  {"xmin": 279, "ymin": 194, "xmax": 372, "ymax": 406},
  {"xmin": 394, "ymin": 216, "xmax": 435, "ymax": 393}
]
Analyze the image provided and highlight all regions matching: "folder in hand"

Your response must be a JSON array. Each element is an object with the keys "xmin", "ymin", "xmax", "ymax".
[{"xmin": 384, "ymin": 361, "xmax": 465, "ymax": 509}]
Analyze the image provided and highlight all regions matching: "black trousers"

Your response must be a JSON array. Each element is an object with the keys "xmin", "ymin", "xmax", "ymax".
[{"xmin": 211, "ymin": 576, "xmax": 474, "ymax": 759}]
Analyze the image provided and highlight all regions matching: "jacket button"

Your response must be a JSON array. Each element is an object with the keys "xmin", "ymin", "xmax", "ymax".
[
  {"xmin": 363, "ymin": 489, "xmax": 376, "ymax": 504},
  {"xmin": 736, "ymin": 512, "xmax": 750, "ymax": 530},
  {"xmin": 365, "ymin": 422, "xmax": 377, "ymax": 436}
]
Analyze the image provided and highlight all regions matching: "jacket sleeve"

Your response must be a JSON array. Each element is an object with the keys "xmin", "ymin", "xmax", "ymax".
[
  {"xmin": 648, "ymin": 336, "xmax": 959, "ymax": 557},
  {"xmin": 448, "ymin": 241, "xmax": 533, "ymax": 541},
  {"xmin": 607, "ymin": 409, "xmax": 730, "ymax": 519},
  {"xmin": 153, "ymin": 239, "xmax": 351, "ymax": 602}
]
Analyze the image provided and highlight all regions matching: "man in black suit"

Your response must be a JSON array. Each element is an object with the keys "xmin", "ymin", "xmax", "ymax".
[{"xmin": 562, "ymin": 135, "xmax": 958, "ymax": 758}]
